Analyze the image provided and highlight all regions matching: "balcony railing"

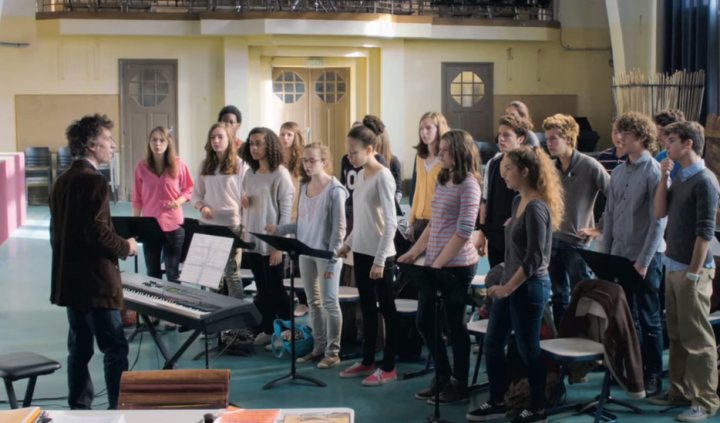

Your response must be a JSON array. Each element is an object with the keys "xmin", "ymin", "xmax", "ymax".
[{"xmin": 37, "ymin": 1, "xmax": 554, "ymax": 21}]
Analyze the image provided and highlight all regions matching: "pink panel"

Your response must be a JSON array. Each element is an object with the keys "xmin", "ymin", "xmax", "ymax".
[{"xmin": 0, "ymin": 153, "xmax": 27, "ymax": 245}]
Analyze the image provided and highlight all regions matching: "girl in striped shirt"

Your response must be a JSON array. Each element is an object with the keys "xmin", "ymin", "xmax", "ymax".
[{"xmin": 398, "ymin": 129, "xmax": 481, "ymax": 404}]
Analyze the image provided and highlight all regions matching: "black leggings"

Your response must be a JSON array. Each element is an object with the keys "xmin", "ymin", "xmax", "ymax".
[
  {"xmin": 353, "ymin": 252, "xmax": 398, "ymax": 371},
  {"xmin": 245, "ymin": 252, "xmax": 292, "ymax": 334},
  {"xmin": 416, "ymin": 265, "xmax": 475, "ymax": 386}
]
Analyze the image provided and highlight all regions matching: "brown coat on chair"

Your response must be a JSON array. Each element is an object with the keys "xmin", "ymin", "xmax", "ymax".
[
  {"xmin": 50, "ymin": 159, "xmax": 129, "ymax": 310},
  {"xmin": 559, "ymin": 279, "xmax": 645, "ymax": 398}
]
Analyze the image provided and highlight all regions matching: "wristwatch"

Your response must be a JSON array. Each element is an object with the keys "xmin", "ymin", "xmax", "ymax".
[{"xmin": 685, "ymin": 272, "xmax": 700, "ymax": 283}]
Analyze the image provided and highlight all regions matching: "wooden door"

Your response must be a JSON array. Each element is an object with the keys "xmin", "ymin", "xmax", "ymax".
[
  {"xmin": 119, "ymin": 60, "xmax": 178, "ymax": 200},
  {"xmin": 272, "ymin": 67, "xmax": 351, "ymax": 177},
  {"xmin": 309, "ymin": 68, "xmax": 351, "ymax": 175},
  {"xmin": 442, "ymin": 63, "xmax": 494, "ymax": 141}
]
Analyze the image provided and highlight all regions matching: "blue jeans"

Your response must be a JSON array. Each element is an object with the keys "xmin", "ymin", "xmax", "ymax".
[
  {"xmin": 66, "ymin": 308, "xmax": 129, "ymax": 409},
  {"xmin": 485, "ymin": 276, "xmax": 551, "ymax": 410},
  {"xmin": 142, "ymin": 227, "xmax": 185, "ymax": 282},
  {"xmin": 549, "ymin": 238, "xmax": 592, "ymax": 327},
  {"xmin": 625, "ymin": 252, "xmax": 664, "ymax": 379}
]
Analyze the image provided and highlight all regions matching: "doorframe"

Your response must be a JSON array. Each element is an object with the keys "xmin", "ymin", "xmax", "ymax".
[
  {"xmin": 118, "ymin": 59, "xmax": 179, "ymax": 200},
  {"xmin": 441, "ymin": 62, "xmax": 494, "ymax": 141}
]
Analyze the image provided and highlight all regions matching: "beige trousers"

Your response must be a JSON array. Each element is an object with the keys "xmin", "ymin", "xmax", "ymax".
[{"xmin": 665, "ymin": 268, "xmax": 719, "ymax": 413}]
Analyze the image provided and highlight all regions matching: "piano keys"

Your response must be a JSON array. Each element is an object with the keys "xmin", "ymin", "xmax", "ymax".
[{"xmin": 122, "ymin": 273, "xmax": 260, "ymax": 369}]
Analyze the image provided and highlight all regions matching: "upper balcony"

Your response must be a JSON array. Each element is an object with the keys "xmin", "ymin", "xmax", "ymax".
[{"xmin": 34, "ymin": 1, "xmax": 559, "ymax": 40}]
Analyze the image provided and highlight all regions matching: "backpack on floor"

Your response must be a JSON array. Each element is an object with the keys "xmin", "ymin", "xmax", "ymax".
[{"xmin": 270, "ymin": 319, "xmax": 314, "ymax": 359}]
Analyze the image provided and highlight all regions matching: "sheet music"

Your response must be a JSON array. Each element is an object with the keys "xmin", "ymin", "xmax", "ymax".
[{"xmin": 180, "ymin": 233, "xmax": 234, "ymax": 290}]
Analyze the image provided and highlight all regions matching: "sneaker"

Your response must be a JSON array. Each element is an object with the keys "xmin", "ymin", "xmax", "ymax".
[
  {"xmin": 648, "ymin": 392, "xmax": 691, "ymax": 407},
  {"xmin": 339, "ymin": 362, "xmax": 376, "ymax": 378},
  {"xmin": 414, "ymin": 377, "xmax": 447, "ymax": 401},
  {"xmin": 163, "ymin": 322, "xmax": 177, "ymax": 331},
  {"xmin": 427, "ymin": 378, "xmax": 469, "ymax": 405},
  {"xmin": 466, "ymin": 401, "xmax": 507, "ymax": 422},
  {"xmin": 297, "ymin": 351, "xmax": 323, "ymax": 363},
  {"xmin": 645, "ymin": 374, "xmax": 662, "ymax": 397},
  {"xmin": 294, "ymin": 304, "xmax": 309, "ymax": 317},
  {"xmin": 511, "ymin": 408, "xmax": 547, "ymax": 423},
  {"xmin": 361, "ymin": 368, "xmax": 398, "ymax": 386},
  {"xmin": 317, "ymin": 356, "xmax": 341, "ymax": 369},
  {"xmin": 253, "ymin": 332, "xmax": 272, "ymax": 346},
  {"xmin": 677, "ymin": 406, "xmax": 714, "ymax": 422}
]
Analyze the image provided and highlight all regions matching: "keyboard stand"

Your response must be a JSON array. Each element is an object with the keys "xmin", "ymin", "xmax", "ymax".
[{"xmin": 138, "ymin": 313, "xmax": 205, "ymax": 369}]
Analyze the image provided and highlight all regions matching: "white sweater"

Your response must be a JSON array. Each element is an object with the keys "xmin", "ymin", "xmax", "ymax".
[
  {"xmin": 345, "ymin": 167, "xmax": 397, "ymax": 266},
  {"xmin": 192, "ymin": 161, "xmax": 248, "ymax": 227}
]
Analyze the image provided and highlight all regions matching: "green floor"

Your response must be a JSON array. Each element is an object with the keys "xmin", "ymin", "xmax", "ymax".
[{"xmin": 0, "ymin": 205, "xmax": 691, "ymax": 422}]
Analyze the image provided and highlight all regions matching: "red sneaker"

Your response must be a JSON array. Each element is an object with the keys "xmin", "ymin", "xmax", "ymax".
[
  {"xmin": 361, "ymin": 368, "xmax": 398, "ymax": 386},
  {"xmin": 339, "ymin": 362, "xmax": 376, "ymax": 378}
]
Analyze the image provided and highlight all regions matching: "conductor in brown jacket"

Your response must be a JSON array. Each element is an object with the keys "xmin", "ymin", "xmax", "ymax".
[{"xmin": 50, "ymin": 114, "xmax": 138, "ymax": 409}]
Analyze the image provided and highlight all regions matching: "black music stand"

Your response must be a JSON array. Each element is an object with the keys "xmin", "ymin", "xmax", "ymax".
[
  {"xmin": 251, "ymin": 232, "xmax": 332, "ymax": 390},
  {"xmin": 397, "ymin": 262, "xmax": 451, "ymax": 423},
  {"xmin": 112, "ymin": 216, "xmax": 165, "ymax": 341},
  {"xmin": 188, "ymin": 224, "xmax": 256, "ymax": 362},
  {"xmin": 577, "ymin": 249, "xmax": 645, "ymax": 290},
  {"xmin": 112, "ymin": 216, "xmax": 164, "ymax": 273}
]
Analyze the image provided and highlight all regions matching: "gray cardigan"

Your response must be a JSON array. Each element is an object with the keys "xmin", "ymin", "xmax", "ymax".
[{"xmin": 276, "ymin": 177, "xmax": 348, "ymax": 262}]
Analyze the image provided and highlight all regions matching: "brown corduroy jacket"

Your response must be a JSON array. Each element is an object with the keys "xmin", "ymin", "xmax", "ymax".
[
  {"xmin": 559, "ymin": 279, "xmax": 645, "ymax": 398},
  {"xmin": 50, "ymin": 159, "xmax": 129, "ymax": 310}
]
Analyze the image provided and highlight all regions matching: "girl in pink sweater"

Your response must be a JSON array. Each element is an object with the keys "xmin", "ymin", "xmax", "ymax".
[{"xmin": 132, "ymin": 126, "xmax": 194, "ymax": 282}]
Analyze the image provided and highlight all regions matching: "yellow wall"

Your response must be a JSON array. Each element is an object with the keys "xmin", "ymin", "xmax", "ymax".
[
  {"xmin": 0, "ymin": 18, "xmax": 226, "ymax": 178},
  {"xmin": 400, "ymin": 38, "xmax": 613, "ymax": 166},
  {"xmin": 1, "ymin": 15, "xmax": 614, "ymax": 184}
]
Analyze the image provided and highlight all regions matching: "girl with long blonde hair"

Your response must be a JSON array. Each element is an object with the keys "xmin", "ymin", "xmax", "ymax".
[
  {"xmin": 407, "ymin": 112, "xmax": 450, "ymax": 242},
  {"xmin": 279, "ymin": 121, "xmax": 310, "ymax": 316},
  {"xmin": 192, "ymin": 122, "xmax": 248, "ymax": 299}
]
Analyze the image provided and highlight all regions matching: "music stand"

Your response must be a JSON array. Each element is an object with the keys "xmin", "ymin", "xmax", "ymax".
[
  {"xmin": 191, "ymin": 224, "xmax": 256, "ymax": 252},
  {"xmin": 251, "ymin": 232, "xmax": 332, "ymax": 390},
  {"xmin": 187, "ymin": 224, "xmax": 256, "ymax": 361},
  {"xmin": 112, "ymin": 216, "xmax": 164, "ymax": 273},
  {"xmin": 577, "ymin": 249, "xmax": 645, "ymax": 290},
  {"xmin": 397, "ymin": 262, "xmax": 451, "ymax": 423},
  {"xmin": 112, "ymin": 216, "xmax": 165, "ymax": 342}
]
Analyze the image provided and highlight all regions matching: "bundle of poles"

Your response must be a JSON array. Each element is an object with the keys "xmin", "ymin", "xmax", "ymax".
[{"xmin": 612, "ymin": 69, "xmax": 705, "ymax": 121}]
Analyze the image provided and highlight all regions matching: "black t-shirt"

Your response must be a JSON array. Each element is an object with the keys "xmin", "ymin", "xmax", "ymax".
[{"xmin": 486, "ymin": 155, "xmax": 517, "ymax": 230}]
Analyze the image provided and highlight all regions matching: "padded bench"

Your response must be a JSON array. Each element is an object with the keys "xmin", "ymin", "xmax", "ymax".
[{"xmin": 0, "ymin": 352, "xmax": 61, "ymax": 409}]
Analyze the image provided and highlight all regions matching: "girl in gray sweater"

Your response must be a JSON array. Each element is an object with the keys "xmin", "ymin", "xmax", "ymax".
[
  {"xmin": 240, "ymin": 127, "xmax": 295, "ymax": 346},
  {"xmin": 268, "ymin": 143, "xmax": 348, "ymax": 369},
  {"xmin": 337, "ymin": 116, "xmax": 400, "ymax": 386}
]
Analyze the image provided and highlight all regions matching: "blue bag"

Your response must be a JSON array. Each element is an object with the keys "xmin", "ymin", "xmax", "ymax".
[{"xmin": 270, "ymin": 319, "xmax": 314, "ymax": 359}]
